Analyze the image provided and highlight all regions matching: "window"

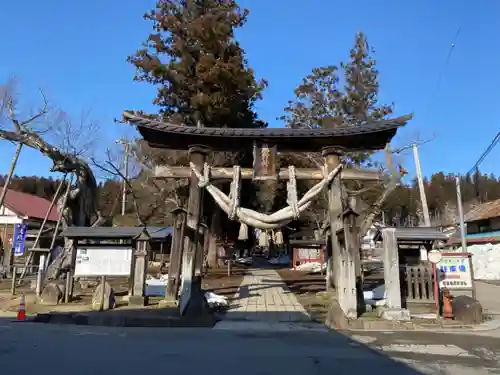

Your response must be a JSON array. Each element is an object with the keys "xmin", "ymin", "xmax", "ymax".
[{"xmin": 477, "ymin": 220, "xmax": 492, "ymax": 233}]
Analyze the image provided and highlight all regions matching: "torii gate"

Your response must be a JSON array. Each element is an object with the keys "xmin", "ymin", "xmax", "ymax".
[{"xmin": 124, "ymin": 111, "xmax": 411, "ymax": 319}]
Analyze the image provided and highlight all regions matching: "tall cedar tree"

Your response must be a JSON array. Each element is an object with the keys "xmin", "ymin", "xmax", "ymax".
[
  {"xmin": 128, "ymin": 0, "xmax": 267, "ymax": 128},
  {"xmin": 280, "ymin": 32, "xmax": 394, "ymax": 229},
  {"xmin": 281, "ymin": 32, "xmax": 393, "ymax": 166},
  {"xmin": 128, "ymin": 0, "xmax": 268, "ymax": 236}
]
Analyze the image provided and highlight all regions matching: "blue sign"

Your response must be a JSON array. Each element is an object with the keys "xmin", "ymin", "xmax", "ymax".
[
  {"xmin": 12, "ymin": 223, "xmax": 27, "ymax": 257},
  {"xmin": 439, "ymin": 264, "xmax": 467, "ymax": 273}
]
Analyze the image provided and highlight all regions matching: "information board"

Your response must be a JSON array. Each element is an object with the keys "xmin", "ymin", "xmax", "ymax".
[
  {"xmin": 74, "ymin": 247, "xmax": 133, "ymax": 277},
  {"xmin": 437, "ymin": 253, "xmax": 473, "ymax": 289}
]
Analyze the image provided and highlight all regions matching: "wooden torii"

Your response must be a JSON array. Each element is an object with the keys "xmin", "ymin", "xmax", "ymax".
[{"xmin": 124, "ymin": 111, "xmax": 412, "ymax": 318}]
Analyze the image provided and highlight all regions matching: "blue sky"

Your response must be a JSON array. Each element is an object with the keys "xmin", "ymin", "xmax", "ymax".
[{"xmin": 0, "ymin": 0, "xmax": 497, "ymax": 182}]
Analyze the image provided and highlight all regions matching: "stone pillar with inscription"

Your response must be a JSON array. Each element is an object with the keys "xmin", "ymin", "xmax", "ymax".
[
  {"xmin": 129, "ymin": 228, "xmax": 150, "ymax": 306},
  {"xmin": 379, "ymin": 228, "xmax": 410, "ymax": 320},
  {"xmin": 340, "ymin": 200, "xmax": 359, "ymax": 319}
]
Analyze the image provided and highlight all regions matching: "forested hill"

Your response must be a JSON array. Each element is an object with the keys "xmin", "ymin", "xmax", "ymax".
[
  {"xmin": 383, "ymin": 171, "xmax": 500, "ymax": 227},
  {"xmin": 0, "ymin": 175, "xmax": 121, "ymax": 219},
  {"xmin": 2, "ymin": 170, "xmax": 499, "ymax": 227}
]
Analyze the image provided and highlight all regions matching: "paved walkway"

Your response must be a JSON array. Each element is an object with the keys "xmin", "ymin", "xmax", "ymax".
[{"xmin": 214, "ymin": 267, "xmax": 328, "ymax": 331}]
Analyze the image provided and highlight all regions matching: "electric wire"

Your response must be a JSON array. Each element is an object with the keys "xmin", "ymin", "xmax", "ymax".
[
  {"xmin": 467, "ymin": 132, "xmax": 500, "ymax": 175},
  {"xmin": 422, "ymin": 26, "xmax": 462, "ymax": 119}
]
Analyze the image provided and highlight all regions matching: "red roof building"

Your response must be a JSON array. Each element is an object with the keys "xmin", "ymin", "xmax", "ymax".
[{"xmin": 0, "ymin": 189, "xmax": 60, "ymax": 222}]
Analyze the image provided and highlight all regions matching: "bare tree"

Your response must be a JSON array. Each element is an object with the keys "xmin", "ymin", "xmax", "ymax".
[
  {"xmin": 92, "ymin": 139, "xmax": 189, "ymax": 227},
  {"xmin": 0, "ymin": 79, "xmax": 102, "ymax": 280}
]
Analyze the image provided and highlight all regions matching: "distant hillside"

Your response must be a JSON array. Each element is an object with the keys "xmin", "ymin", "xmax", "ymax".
[
  {"xmin": 382, "ymin": 170, "xmax": 500, "ymax": 227},
  {"xmin": 2, "ymin": 169, "xmax": 500, "ymax": 228}
]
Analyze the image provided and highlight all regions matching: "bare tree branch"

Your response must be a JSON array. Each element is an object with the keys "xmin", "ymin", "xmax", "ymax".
[
  {"xmin": 19, "ymin": 89, "xmax": 49, "ymax": 129},
  {"xmin": 91, "ymin": 153, "xmax": 145, "ymax": 226},
  {"xmin": 391, "ymin": 137, "xmax": 435, "ymax": 155},
  {"xmin": 0, "ymin": 79, "xmax": 104, "ymax": 283},
  {"xmin": 359, "ymin": 143, "xmax": 403, "ymax": 235},
  {"xmin": 91, "ymin": 142, "xmax": 185, "ymax": 227}
]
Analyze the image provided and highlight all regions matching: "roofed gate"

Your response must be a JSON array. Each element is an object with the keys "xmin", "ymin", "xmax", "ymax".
[{"xmin": 124, "ymin": 111, "xmax": 411, "ymax": 318}]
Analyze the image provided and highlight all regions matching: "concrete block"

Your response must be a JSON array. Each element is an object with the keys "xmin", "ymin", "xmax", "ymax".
[
  {"xmin": 378, "ymin": 307, "xmax": 411, "ymax": 321},
  {"xmin": 128, "ymin": 295, "xmax": 148, "ymax": 306}
]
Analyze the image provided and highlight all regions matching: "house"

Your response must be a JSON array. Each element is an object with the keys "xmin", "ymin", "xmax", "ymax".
[
  {"xmin": 0, "ymin": 189, "xmax": 60, "ymax": 266},
  {"xmin": 464, "ymin": 199, "xmax": 500, "ymax": 234},
  {"xmin": 448, "ymin": 199, "xmax": 500, "ymax": 245}
]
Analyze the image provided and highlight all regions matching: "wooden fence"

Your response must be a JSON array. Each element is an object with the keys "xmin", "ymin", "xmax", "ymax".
[{"xmin": 403, "ymin": 265, "xmax": 435, "ymax": 304}]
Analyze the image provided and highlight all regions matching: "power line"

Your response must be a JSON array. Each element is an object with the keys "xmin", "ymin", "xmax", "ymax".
[
  {"xmin": 423, "ymin": 26, "xmax": 462, "ymax": 118},
  {"xmin": 467, "ymin": 132, "xmax": 500, "ymax": 175}
]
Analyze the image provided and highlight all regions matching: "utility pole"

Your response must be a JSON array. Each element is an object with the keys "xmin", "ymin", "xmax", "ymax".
[
  {"xmin": 412, "ymin": 143, "xmax": 431, "ymax": 227},
  {"xmin": 115, "ymin": 139, "xmax": 130, "ymax": 216},
  {"xmin": 0, "ymin": 143, "xmax": 22, "ymax": 209},
  {"xmin": 0, "ymin": 143, "xmax": 22, "ymax": 268},
  {"xmin": 455, "ymin": 177, "xmax": 468, "ymax": 252}
]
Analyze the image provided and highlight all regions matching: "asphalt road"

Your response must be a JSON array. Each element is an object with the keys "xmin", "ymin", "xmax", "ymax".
[
  {"xmin": 1, "ymin": 319, "xmax": 500, "ymax": 375},
  {"xmin": 345, "ymin": 329, "xmax": 500, "ymax": 374}
]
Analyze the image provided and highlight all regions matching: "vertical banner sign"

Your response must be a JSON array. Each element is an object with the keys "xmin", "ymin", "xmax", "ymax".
[{"xmin": 12, "ymin": 223, "xmax": 28, "ymax": 257}]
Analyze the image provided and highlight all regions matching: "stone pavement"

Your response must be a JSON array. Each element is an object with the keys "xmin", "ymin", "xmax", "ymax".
[
  {"xmin": 224, "ymin": 267, "xmax": 311, "ymax": 321},
  {"xmin": 214, "ymin": 267, "xmax": 322, "ymax": 331}
]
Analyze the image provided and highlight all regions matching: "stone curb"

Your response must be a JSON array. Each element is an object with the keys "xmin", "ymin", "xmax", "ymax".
[
  {"xmin": 32, "ymin": 312, "xmax": 217, "ymax": 328},
  {"xmin": 331, "ymin": 317, "xmax": 500, "ymax": 333},
  {"xmin": 325, "ymin": 300, "xmax": 500, "ymax": 333}
]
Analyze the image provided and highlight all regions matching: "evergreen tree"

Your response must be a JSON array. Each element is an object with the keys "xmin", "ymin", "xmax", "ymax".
[
  {"xmin": 128, "ymin": 0, "xmax": 266, "ymax": 128},
  {"xmin": 281, "ymin": 32, "xmax": 393, "ymax": 166},
  {"xmin": 340, "ymin": 32, "xmax": 393, "ymax": 125},
  {"xmin": 279, "ymin": 32, "xmax": 395, "ymax": 229},
  {"xmin": 128, "ymin": 0, "xmax": 269, "ymax": 238}
]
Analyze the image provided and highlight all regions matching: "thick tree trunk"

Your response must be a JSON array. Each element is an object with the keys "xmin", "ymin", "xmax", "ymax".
[{"xmin": 0, "ymin": 128, "xmax": 99, "ymax": 283}]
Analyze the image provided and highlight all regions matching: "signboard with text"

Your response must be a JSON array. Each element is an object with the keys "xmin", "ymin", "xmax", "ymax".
[
  {"xmin": 74, "ymin": 246, "xmax": 133, "ymax": 277},
  {"xmin": 437, "ymin": 253, "xmax": 473, "ymax": 289}
]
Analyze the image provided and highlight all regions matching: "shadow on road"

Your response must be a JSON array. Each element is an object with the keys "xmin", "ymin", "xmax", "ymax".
[{"xmin": 0, "ymin": 314, "xmax": 438, "ymax": 375}]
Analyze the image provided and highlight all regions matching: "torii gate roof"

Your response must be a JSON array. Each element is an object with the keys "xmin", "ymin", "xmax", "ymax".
[{"xmin": 123, "ymin": 111, "xmax": 412, "ymax": 152}]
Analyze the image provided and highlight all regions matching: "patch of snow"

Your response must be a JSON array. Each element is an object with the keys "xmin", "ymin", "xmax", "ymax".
[
  {"xmin": 411, "ymin": 313, "xmax": 438, "ymax": 319},
  {"xmin": 205, "ymin": 291, "xmax": 229, "ymax": 309},
  {"xmin": 364, "ymin": 298, "xmax": 386, "ymax": 307},
  {"xmin": 145, "ymin": 274, "xmax": 168, "ymax": 296},
  {"xmin": 458, "ymin": 243, "xmax": 500, "ymax": 280},
  {"xmin": 363, "ymin": 284, "xmax": 386, "ymax": 300},
  {"xmin": 144, "ymin": 274, "xmax": 229, "ymax": 310},
  {"xmin": 268, "ymin": 254, "xmax": 291, "ymax": 266},
  {"xmin": 295, "ymin": 262, "xmax": 326, "ymax": 273},
  {"xmin": 363, "ymin": 284, "xmax": 387, "ymax": 307},
  {"xmin": 234, "ymin": 257, "xmax": 253, "ymax": 265}
]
